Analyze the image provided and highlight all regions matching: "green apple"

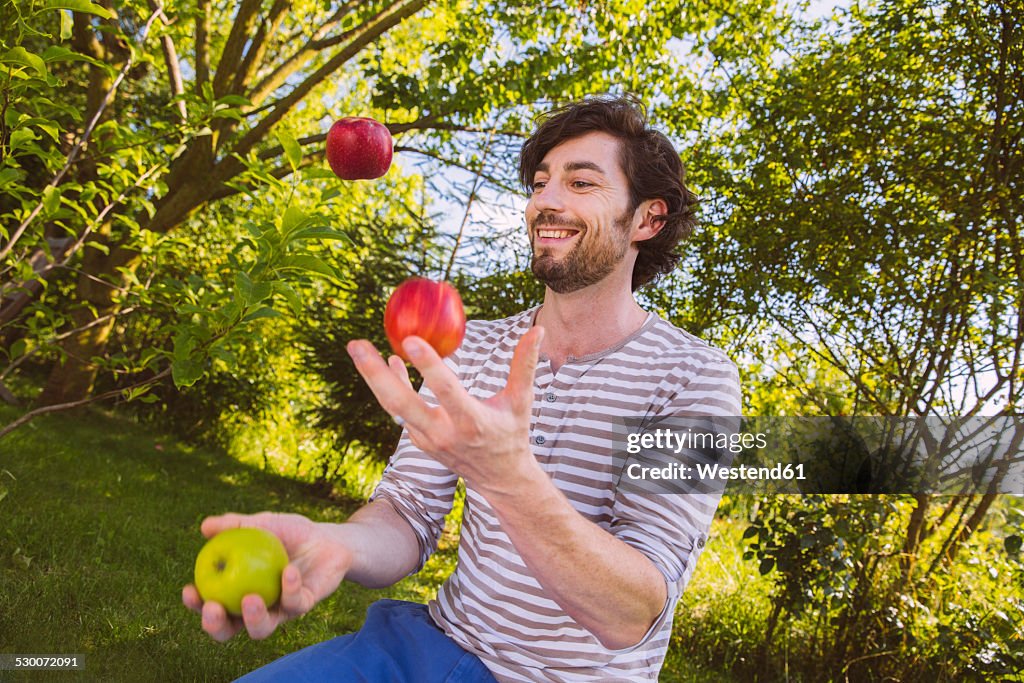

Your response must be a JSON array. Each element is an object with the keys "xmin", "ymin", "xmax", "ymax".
[{"xmin": 194, "ymin": 527, "xmax": 289, "ymax": 616}]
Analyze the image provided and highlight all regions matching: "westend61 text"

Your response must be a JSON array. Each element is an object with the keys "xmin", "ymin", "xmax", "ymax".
[
  {"xmin": 626, "ymin": 462, "xmax": 807, "ymax": 482},
  {"xmin": 625, "ymin": 428, "xmax": 768, "ymax": 455}
]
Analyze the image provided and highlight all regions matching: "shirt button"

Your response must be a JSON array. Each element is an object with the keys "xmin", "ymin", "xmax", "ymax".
[
  {"xmin": 696, "ymin": 536, "xmax": 706, "ymax": 549},
  {"xmin": 535, "ymin": 436, "xmax": 546, "ymax": 445},
  {"xmin": 545, "ymin": 392, "xmax": 556, "ymax": 403}
]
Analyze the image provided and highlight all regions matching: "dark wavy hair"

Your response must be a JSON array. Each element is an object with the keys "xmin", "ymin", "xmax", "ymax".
[{"xmin": 519, "ymin": 95, "xmax": 697, "ymax": 291}]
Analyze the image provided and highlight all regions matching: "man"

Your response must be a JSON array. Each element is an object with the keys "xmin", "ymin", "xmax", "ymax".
[{"xmin": 183, "ymin": 95, "xmax": 740, "ymax": 681}]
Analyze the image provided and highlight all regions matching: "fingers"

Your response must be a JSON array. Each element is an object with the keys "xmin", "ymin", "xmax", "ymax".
[
  {"xmin": 505, "ymin": 326, "xmax": 545, "ymax": 412},
  {"xmin": 401, "ymin": 336, "xmax": 471, "ymax": 421},
  {"xmin": 182, "ymin": 584, "xmax": 203, "ymax": 614},
  {"xmin": 237, "ymin": 563, "xmax": 311, "ymax": 640},
  {"xmin": 199, "ymin": 511, "xmax": 287, "ymax": 540},
  {"xmin": 199, "ymin": 512, "xmax": 249, "ymax": 538},
  {"xmin": 201, "ymin": 599, "xmax": 242, "ymax": 642},
  {"xmin": 278, "ymin": 563, "xmax": 313, "ymax": 616},
  {"xmin": 185, "ymin": 582, "xmax": 243, "ymax": 642},
  {"xmin": 187, "ymin": 591, "xmax": 278, "ymax": 642},
  {"xmin": 347, "ymin": 339, "xmax": 436, "ymax": 427},
  {"xmin": 388, "ymin": 354, "xmax": 412, "ymax": 389},
  {"xmin": 185, "ymin": 565, "xmax": 304, "ymax": 642},
  {"xmin": 240, "ymin": 594, "xmax": 279, "ymax": 640}
]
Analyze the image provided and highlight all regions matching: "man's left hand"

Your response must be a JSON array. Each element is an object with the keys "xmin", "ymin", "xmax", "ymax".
[{"xmin": 346, "ymin": 326, "xmax": 545, "ymax": 494}]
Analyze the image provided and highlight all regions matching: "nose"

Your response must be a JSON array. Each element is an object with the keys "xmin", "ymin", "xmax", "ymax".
[{"xmin": 529, "ymin": 181, "xmax": 565, "ymax": 215}]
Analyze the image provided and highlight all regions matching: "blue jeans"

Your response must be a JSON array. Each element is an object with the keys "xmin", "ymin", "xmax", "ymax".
[{"xmin": 236, "ymin": 599, "xmax": 497, "ymax": 682}]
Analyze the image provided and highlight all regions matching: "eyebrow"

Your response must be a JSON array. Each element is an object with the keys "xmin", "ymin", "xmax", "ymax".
[{"xmin": 535, "ymin": 160, "xmax": 607, "ymax": 176}]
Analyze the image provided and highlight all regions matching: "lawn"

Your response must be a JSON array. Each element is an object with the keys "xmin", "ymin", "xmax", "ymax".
[{"xmin": 0, "ymin": 406, "xmax": 737, "ymax": 682}]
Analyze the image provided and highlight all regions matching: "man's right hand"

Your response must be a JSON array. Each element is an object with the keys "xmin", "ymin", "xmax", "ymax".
[{"xmin": 181, "ymin": 512, "xmax": 352, "ymax": 642}]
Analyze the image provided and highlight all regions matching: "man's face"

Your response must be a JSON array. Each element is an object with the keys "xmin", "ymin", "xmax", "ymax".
[{"xmin": 525, "ymin": 132, "xmax": 638, "ymax": 294}]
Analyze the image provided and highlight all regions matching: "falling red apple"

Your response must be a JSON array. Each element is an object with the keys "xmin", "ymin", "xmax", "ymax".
[
  {"xmin": 384, "ymin": 278, "xmax": 466, "ymax": 361},
  {"xmin": 325, "ymin": 116, "xmax": 393, "ymax": 180}
]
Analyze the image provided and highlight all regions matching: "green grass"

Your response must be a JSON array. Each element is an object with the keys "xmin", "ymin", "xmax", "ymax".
[
  {"xmin": 0, "ymin": 407, "xmax": 458, "ymax": 682},
  {"xmin": 0, "ymin": 405, "xmax": 742, "ymax": 682}
]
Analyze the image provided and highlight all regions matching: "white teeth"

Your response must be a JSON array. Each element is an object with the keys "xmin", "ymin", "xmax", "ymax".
[{"xmin": 538, "ymin": 229, "xmax": 576, "ymax": 239}]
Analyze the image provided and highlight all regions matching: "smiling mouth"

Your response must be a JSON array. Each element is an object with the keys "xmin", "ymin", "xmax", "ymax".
[{"xmin": 536, "ymin": 228, "xmax": 580, "ymax": 239}]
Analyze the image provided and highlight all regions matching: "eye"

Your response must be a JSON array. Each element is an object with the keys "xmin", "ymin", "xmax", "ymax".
[
  {"xmin": 530, "ymin": 180, "xmax": 547, "ymax": 192},
  {"xmin": 572, "ymin": 180, "xmax": 593, "ymax": 189}
]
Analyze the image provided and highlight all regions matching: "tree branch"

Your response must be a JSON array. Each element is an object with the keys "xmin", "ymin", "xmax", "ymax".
[
  {"xmin": 40, "ymin": 164, "xmax": 164, "ymax": 280},
  {"xmin": 211, "ymin": 0, "xmax": 262, "ymax": 98},
  {"xmin": 1, "ymin": 305, "xmax": 141, "ymax": 384},
  {"xmin": 228, "ymin": 0, "xmax": 426, "ymax": 164},
  {"xmin": 96, "ymin": 0, "xmax": 130, "ymax": 64},
  {"xmin": 394, "ymin": 145, "xmax": 522, "ymax": 194},
  {"xmin": 209, "ymin": 135, "xmax": 518, "ymax": 205},
  {"xmin": 195, "ymin": 0, "xmax": 210, "ymax": 90},
  {"xmin": 0, "ymin": 368, "xmax": 171, "ymax": 441},
  {"xmin": 308, "ymin": 0, "xmax": 370, "ymax": 49},
  {"xmin": 445, "ymin": 128, "xmax": 495, "ymax": 280},
  {"xmin": 232, "ymin": 0, "xmax": 291, "ymax": 95},
  {"xmin": 247, "ymin": 0, "xmax": 365, "ymax": 106},
  {"xmin": 148, "ymin": 0, "xmax": 186, "ymax": 121}
]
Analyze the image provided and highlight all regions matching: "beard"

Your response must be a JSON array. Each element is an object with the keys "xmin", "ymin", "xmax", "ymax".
[{"xmin": 530, "ymin": 210, "xmax": 633, "ymax": 294}]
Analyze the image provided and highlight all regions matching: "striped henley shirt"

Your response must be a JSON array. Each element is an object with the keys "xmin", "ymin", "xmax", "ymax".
[{"xmin": 371, "ymin": 305, "xmax": 741, "ymax": 681}]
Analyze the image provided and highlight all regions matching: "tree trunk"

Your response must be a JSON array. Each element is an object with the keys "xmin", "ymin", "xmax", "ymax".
[
  {"xmin": 898, "ymin": 493, "xmax": 930, "ymax": 582},
  {"xmin": 36, "ymin": 243, "xmax": 134, "ymax": 405}
]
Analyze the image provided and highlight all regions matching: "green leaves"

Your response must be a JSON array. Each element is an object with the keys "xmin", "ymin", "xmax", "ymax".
[
  {"xmin": 41, "ymin": 185, "xmax": 60, "ymax": 215},
  {"xmin": 159, "ymin": 198, "xmax": 352, "ymax": 390},
  {"xmin": 277, "ymin": 254, "xmax": 337, "ymax": 280},
  {"xmin": 678, "ymin": 0, "xmax": 1022, "ymax": 418},
  {"xmin": 2, "ymin": 47, "xmax": 47, "ymax": 78},
  {"xmin": 41, "ymin": 0, "xmax": 114, "ymax": 19},
  {"xmin": 58, "ymin": 7, "xmax": 72, "ymax": 40},
  {"xmin": 0, "ymin": 168, "xmax": 25, "ymax": 189},
  {"xmin": 41, "ymin": 45, "xmax": 110, "ymax": 69},
  {"xmin": 288, "ymin": 226, "xmax": 353, "ymax": 243},
  {"xmin": 276, "ymin": 131, "xmax": 304, "ymax": 174},
  {"xmin": 234, "ymin": 271, "xmax": 273, "ymax": 308},
  {"xmin": 171, "ymin": 328, "xmax": 206, "ymax": 388},
  {"xmin": 273, "ymin": 282, "xmax": 304, "ymax": 317},
  {"xmin": 241, "ymin": 307, "xmax": 284, "ymax": 323},
  {"xmin": 280, "ymin": 205, "xmax": 311, "ymax": 235}
]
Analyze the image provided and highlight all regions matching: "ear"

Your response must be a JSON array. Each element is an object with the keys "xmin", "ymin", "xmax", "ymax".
[{"xmin": 632, "ymin": 198, "xmax": 669, "ymax": 243}]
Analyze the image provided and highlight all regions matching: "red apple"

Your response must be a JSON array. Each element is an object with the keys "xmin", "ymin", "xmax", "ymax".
[
  {"xmin": 325, "ymin": 116, "xmax": 393, "ymax": 180},
  {"xmin": 384, "ymin": 278, "xmax": 466, "ymax": 361}
]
